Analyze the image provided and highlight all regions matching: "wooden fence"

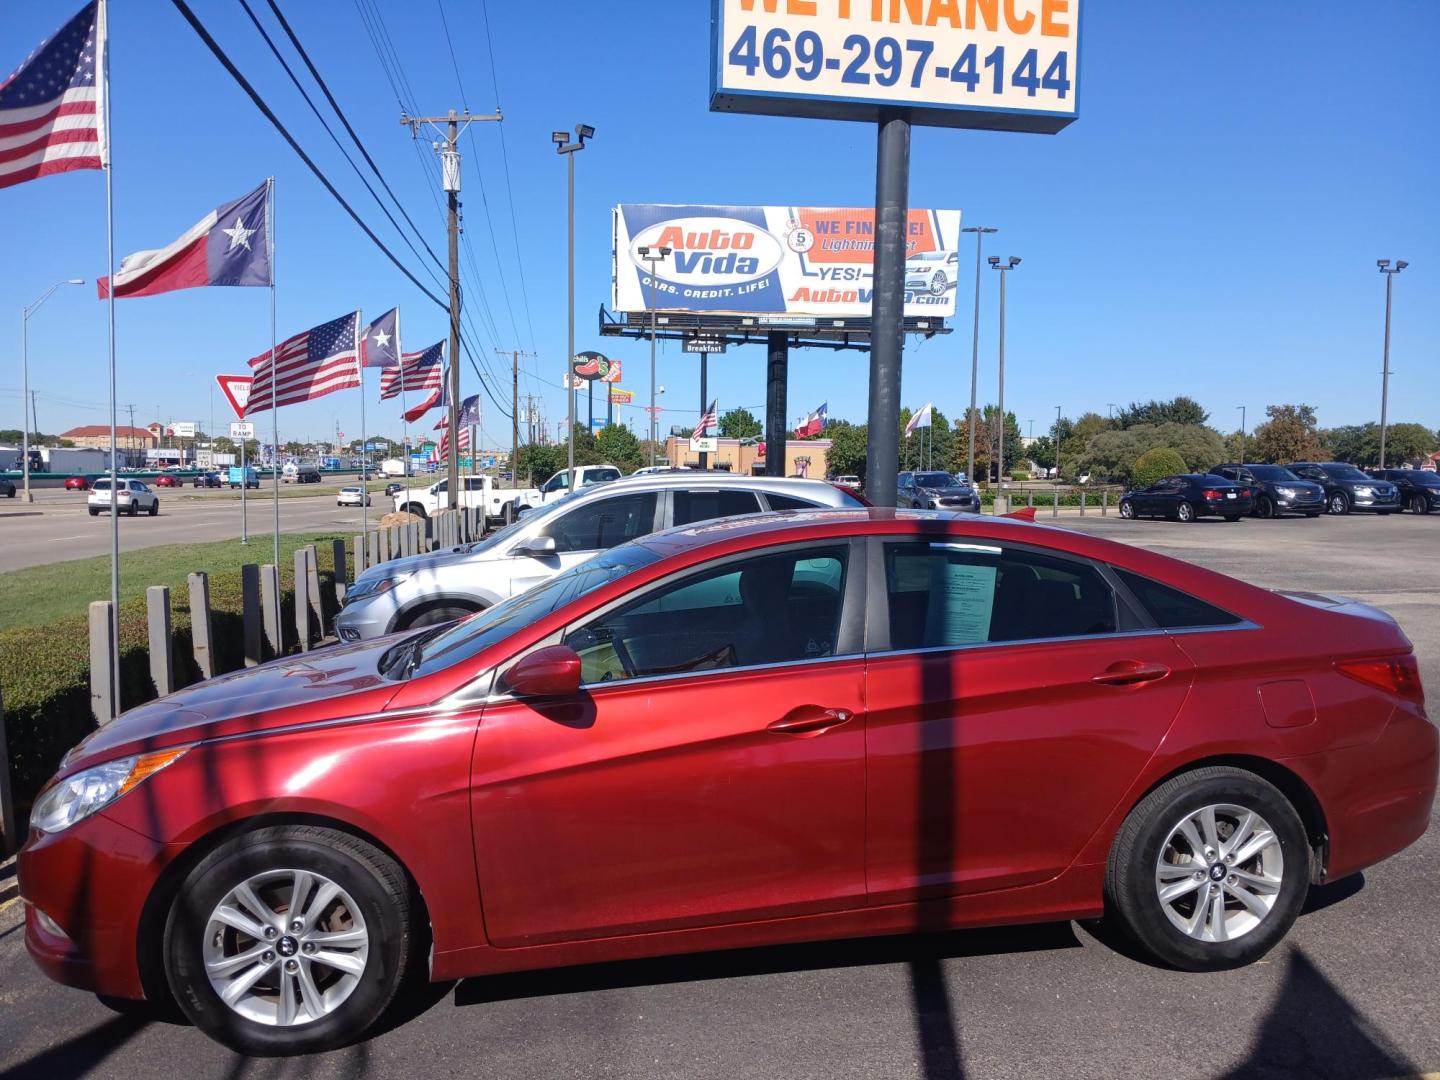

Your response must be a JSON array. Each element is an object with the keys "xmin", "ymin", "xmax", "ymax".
[{"xmin": 0, "ymin": 507, "xmax": 483, "ymax": 856}]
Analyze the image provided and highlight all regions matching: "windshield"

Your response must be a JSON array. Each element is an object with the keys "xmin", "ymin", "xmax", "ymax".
[
  {"xmin": 1322, "ymin": 464, "xmax": 1372, "ymax": 482},
  {"xmin": 1249, "ymin": 465, "xmax": 1300, "ymax": 482},
  {"xmin": 914, "ymin": 472, "xmax": 956, "ymax": 488},
  {"xmin": 1405, "ymin": 471, "xmax": 1440, "ymax": 488},
  {"xmin": 387, "ymin": 542, "xmax": 663, "ymax": 680}
]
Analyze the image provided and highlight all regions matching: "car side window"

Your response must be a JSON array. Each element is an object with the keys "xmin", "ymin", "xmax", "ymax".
[
  {"xmin": 543, "ymin": 472, "xmax": 570, "ymax": 493},
  {"xmin": 543, "ymin": 492, "xmax": 657, "ymax": 554},
  {"xmin": 565, "ymin": 545, "xmax": 849, "ymax": 684},
  {"xmin": 671, "ymin": 489, "xmax": 762, "ymax": 527},
  {"xmin": 1113, "ymin": 568, "xmax": 1243, "ymax": 630},
  {"xmin": 881, "ymin": 541, "xmax": 1118, "ymax": 652},
  {"xmin": 763, "ymin": 492, "xmax": 823, "ymax": 511}
]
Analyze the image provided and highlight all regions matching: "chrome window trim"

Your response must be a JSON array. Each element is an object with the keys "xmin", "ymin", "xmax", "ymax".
[{"xmin": 861, "ymin": 620, "xmax": 1262, "ymax": 662}]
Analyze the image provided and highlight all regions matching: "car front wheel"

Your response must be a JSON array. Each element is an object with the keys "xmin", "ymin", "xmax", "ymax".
[
  {"xmin": 1119, "ymin": 500, "xmax": 1135, "ymax": 519},
  {"xmin": 1328, "ymin": 492, "xmax": 1350, "ymax": 515},
  {"xmin": 1176, "ymin": 501, "xmax": 1196, "ymax": 523},
  {"xmin": 164, "ymin": 825, "xmax": 413, "ymax": 1056},
  {"xmin": 1104, "ymin": 766, "xmax": 1310, "ymax": 971}
]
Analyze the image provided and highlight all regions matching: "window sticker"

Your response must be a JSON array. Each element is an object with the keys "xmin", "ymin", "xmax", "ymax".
[{"xmin": 923, "ymin": 560, "xmax": 998, "ymax": 646}]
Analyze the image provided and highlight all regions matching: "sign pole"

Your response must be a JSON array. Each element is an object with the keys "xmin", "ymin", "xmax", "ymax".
[
  {"xmin": 268, "ymin": 178, "xmax": 281, "ymax": 573},
  {"xmin": 866, "ymin": 109, "xmax": 910, "ymax": 508},
  {"xmin": 699, "ymin": 353, "xmax": 709, "ymax": 470},
  {"xmin": 240, "ymin": 430, "xmax": 247, "ymax": 544}
]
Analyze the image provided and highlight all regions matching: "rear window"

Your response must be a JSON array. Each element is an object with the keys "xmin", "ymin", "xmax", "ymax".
[
  {"xmin": 1113, "ymin": 568, "xmax": 1243, "ymax": 630},
  {"xmin": 764, "ymin": 492, "xmax": 824, "ymax": 511},
  {"xmin": 672, "ymin": 489, "xmax": 762, "ymax": 527}
]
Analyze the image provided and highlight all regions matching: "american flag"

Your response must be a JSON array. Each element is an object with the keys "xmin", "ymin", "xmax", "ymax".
[
  {"xmin": 245, "ymin": 311, "xmax": 361, "ymax": 416},
  {"xmin": 0, "ymin": 2, "xmax": 106, "ymax": 190},
  {"xmin": 379, "ymin": 340, "xmax": 443, "ymax": 401},
  {"xmin": 694, "ymin": 399, "xmax": 718, "ymax": 439},
  {"xmin": 434, "ymin": 418, "xmax": 471, "ymax": 458}
]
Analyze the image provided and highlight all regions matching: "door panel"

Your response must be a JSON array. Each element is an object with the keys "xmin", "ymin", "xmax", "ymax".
[
  {"xmin": 471, "ymin": 660, "xmax": 867, "ymax": 946},
  {"xmin": 865, "ymin": 635, "xmax": 1193, "ymax": 903}
]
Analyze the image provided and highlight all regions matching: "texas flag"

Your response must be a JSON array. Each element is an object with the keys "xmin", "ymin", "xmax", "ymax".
[
  {"xmin": 796, "ymin": 402, "xmax": 827, "ymax": 438},
  {"xmin": 97, "ymin": 181, "xmax": 271, "ymax": 299}
]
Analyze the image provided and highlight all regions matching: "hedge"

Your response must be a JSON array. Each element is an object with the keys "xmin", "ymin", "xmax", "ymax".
[{"xmin": 1, "ymin": 546, "xmax": 340, "ymax": 829}]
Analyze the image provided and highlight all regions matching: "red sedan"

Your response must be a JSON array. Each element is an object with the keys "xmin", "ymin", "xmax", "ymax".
[
  {"xmin": 152, "ymin": 473, "xmax": 180, "ymax": 487},
  {"xmin": 18, "ymin": 510, "xmax": 1436, "ymax": 1055},
  {"xmin": 64, "ymin": 475, "xmax": 89, "ymax": 491}
]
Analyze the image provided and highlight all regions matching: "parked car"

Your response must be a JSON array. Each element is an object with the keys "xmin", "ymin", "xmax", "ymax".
[
  {"xmin": 339, "ymin": 474, "xmax": 864, "ymax": 641},
  {"xmin": 64, "ymin": 475, "xmax": 90, "ymax": 491},
  {"xmin": 87, "ymin": 478, "xmax": 158, "ymax": 516},
  {"xmin": 896, "ymin": 470, "xmax": 980, "ymax": 513},
  {"xmin": 336, "ymin": 487, "xmax": 372, "ymax": 507},
  {"xmin": 20, "ymin": 508, "xmax": 1435, "ymax": 1055},
  {"xmin": 191, "ymin": 471, "xmax": 223, "ymax": 488},
  {"xmin": 0, "ymin": 476, "xmax": 14, "ymax": 498},
  {"xmin": 1209, "ymin": 464, "xmax": 1325, "ymax": 518},
  {"xmin": 832, "ymin": 474, "xmax": 862, "ymax": 492},
  {"xmin": 153, "ymin": 473, "xmax": 180, "ymax": 488},
  {"xmin": 1287, "ymin": 462, "xmax": 1402, "ymax": 515},
  {"xmin": 1120, "ymin": 474, "xmax": 1253, "ymax": 522},
  {"xmin": 1370, "ymin": 468, "xmax": 1440, "ymax": 515}
]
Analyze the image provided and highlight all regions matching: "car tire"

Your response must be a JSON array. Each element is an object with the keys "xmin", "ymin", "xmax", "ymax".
[
  {"xmin": 1376, "ymin": 510, "xmax": 1396, "ymax": 517},
  {"xmin": 149, "ymin": 501, "xmax": 159, "ymax": 516},
  {"xmin": 128, "ymin": 502, "xmax": 139, "ymax": 517},
  {"xmin": 1119, "ymin": 500, "xmax": 1135, "ymax": 519},
  {"xmin": 1303, "ymin": 512, "xmax": 1320, "ymax": 518},
  {"xmin": 1104, "ymin": 766, "xmax": 1310, "ymax": 972},
  {"xmin": 164, "ymin": 825, "xmax": 413, "ymax": 1056},
  {"xmin": 1255, "ymin": 495, "xmax": 1276, "ymax": 519},
  {"xmin": 1224, "ymin": 515, "xmax": 1241, "ymax": 522},
  {"xmin": 1176, "ymin": 502, "xmax": 1196, "ymax": 523},
  {"xmin": 929, "ymin": 271, "xmax": 947, "ymax": 295},
  {"xmin": 88, "ymin": 508, "xmax": 99, "ymax": 516},
  {"xmin": 400, "ymin": 602, "xmax": 477, "ymax": 630},
  {"xmin": 1328, "ymin": 492, "xmax": 1350, "ymax": 515}
]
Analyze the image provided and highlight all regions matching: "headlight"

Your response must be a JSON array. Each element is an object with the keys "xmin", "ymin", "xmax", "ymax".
[
  {"xmin": 343, "ymin": 571, "xmax": 411, "ymax": 604},
  {"xmin": 30, "ymin": 747, "xmax": 190, "ymax": 834},
  {"xmin": 1276, "ymin": 486, "xmax": 1297, "ymax": 496},
  {"xmin": 1353, "ymin": 485, "xmax": 1373, "ymax": 495}
]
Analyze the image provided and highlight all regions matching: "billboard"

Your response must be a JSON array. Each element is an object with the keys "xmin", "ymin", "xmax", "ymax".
[{"xmin": 613, "ymin": 204, "xmax": 961, "ymax": 318}]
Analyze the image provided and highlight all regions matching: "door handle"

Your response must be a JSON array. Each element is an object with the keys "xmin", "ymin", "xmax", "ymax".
[
  {"xmin": 1092, "ymin": 660, "xmax": 1171, "ymax": 687},
  {"xmin": 767, "ymin": 706, "xmax": 853, "ymax": 736}
]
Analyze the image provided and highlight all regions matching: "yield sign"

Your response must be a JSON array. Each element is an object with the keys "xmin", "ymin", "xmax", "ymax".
[{"xmin": 215, "ymin": 374, "xmax": 254, "ymax": 419}]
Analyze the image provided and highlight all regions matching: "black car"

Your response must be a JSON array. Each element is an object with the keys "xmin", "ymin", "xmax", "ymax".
[
  {"xmin": 1287, "ymin": 461, "xmax": 1401, "ymax": 515},
  {"xmin": 384, "ymin": 482, "xmax": 405, "ymax": 496},
  {"xmin": 0, "ymin": 476, "xmax": 15, "ymax": 498},
  {"xmin": 1370, "ymin": 469, "xmax": 1440, "ymax": 515},
  {"xmin": 1120, "ymin": 474, "xmax": 1253, "ymax": 522},
  {"xmin": 1209, "ymin": 464, "xmax": 1325, "ymax": 518},
  {"xmin": 897, "ymin": 470, "xmax": 981, "ymax": 513},
  {"xmin": 191, "ymin": 471, "xmax": 223, "ymax": 488}
]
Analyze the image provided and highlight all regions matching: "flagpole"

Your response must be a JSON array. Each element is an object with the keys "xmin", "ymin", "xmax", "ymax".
[
  {"xmin": 100, "ymin": 0, "xmax": 120, "ymax": 711},
  {"xmin": 268, "ymin": 177, "xmax": 280, "ymax": 573},
  {"xmin": 357, "ymin": 310, "xmax": 368, "ymax": 534},
  {"xmin": 397, "ymin": 307, "xmax": 408, "ymax": 477}
]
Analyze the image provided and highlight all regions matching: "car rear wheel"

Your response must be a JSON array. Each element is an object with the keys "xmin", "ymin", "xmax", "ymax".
[
  {"xmin": 88, "ymin": 508, "xmax": 99, "ymax": 516},
  {"xmin": 1328, "ymin": 492, "xmax": 1350, "ymax": 515},
  {"xmin": 1104, "ymin": 766, "xmax": 1309, "ymax": 971},
  {"xmin": 128, "ymin": 502, "xmax": 139, "ymax": 517},
  {"xmin": 164, "ymin": 825, "xmax": 413, "ymax": 1056},
  {"xmin": 1176, "ymin": 502, "xmax": 1196, "ymax": 523}
]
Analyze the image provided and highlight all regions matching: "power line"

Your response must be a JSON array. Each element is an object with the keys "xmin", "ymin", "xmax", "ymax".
[{"xmin": 167, "ymin": 0, "xmax": 447, "ymax": 308}]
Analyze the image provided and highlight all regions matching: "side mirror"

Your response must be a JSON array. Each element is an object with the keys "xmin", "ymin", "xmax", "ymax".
[
  {"xmin": 504, "ymin": 644, "xmax": 581, "ymax": 698},
  {"xmin": 514, "ymin": 535, "xmax": 557, "ymax": 558}
]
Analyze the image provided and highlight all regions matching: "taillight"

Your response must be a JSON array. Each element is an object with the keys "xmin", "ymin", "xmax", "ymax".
[
  {"xmin": 1203, "ymin": 489, "xmax": 1221, "ymax": 499},
  {"xmin": 1336, "ymin": 655, "xmax": 1425, "ymax": 708}
]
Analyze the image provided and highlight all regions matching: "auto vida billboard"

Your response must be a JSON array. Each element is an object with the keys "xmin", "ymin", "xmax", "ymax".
[{"xmin": 613, "ymin": 204, "xmax": 962, "ymax": 319}]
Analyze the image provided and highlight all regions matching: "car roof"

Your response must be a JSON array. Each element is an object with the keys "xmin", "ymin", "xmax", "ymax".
[{"xmin": 592, "ymin": 472, "xmax": 849, "ymax": 497}]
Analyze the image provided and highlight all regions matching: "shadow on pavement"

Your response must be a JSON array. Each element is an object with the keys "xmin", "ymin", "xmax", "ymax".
[
  {"xmin": 453, "ymin": 921, "xmax": 1080, "ymax": 1008},
  {"xmin": 1300, "ymin": 873, "xmax": 1366, "ymax": 916},
  {"xmin": 1219, "ymin": 948, "xmax": 1419, "ymax": 1080},
  {"xmin": 0, "ymin": 1015, "xmax": 144, "ymax": 1080}
]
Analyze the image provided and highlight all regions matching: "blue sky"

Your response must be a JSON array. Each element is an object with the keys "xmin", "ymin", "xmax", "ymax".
[{"xmin": 3, "ymin": 0, "xmax": 1436, "ymax": 452}]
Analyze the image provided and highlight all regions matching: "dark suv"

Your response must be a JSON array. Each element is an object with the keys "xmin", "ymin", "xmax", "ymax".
[
  {"xmin": 897, "ymin": 470, "xmax": 981, "ymax": 513},
  {"xmin": 1370, "ymin": 469, "xmax": 1440, "ymax": 515},
  {"xmin": 1288, "ymin": 461, "xmax": 1401, "ymax": 515},
  {"xmin": 1209, "ymin": 464, "xmax": 1325, "ymax": 518}
]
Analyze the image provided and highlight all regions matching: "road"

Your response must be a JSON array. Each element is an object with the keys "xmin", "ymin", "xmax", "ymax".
[
  {"xmin": 0, "ymin": 487, "xmax": 401, "ymax": 573},
  {"xmin": 1, "ymin": 512, "xmax": 1436, "ymax": 1079}
]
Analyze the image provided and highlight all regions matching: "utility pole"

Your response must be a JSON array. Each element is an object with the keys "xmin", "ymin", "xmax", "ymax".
[
  {"xmin": 961, "ymin": 226, "xmax": 996, "ymax": 487},
  {"xmin": 989, "ymin": 256, "xmax": 1020, "ymax": 497},
  {"xmin": 1375, "ymin": 259, "xmax": 1408, "ymax": 468},
  {"xmin": 402, "ymin": 107, "xmax": 502, "ymax": 506},
  {"xmin": 552, "ymin": 125, "xmax": 594, "ymax": 481},
  {"xmin": 496, "ymin": 349, "xmax": 536, "ymax": 488}
]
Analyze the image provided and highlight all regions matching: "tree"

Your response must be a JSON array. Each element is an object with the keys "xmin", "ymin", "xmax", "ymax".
[
  {"xmin": 1072, "ymin": 423, "xmax": 1223, "ymax": 484},
  {"xmin": 1027, "ymin": 435, "xmax": 1057, "ymax": 471},
  {"xmin": 1133, "ymin": 447, "xmax": 1189, "ymax": 488},
  {"xmin": 824, "ymin": 420, "xmax": 869, "ymax": 484},
  {"xmin": 898, "ymin": 406, "xmax": 952, "ymax": 471},
  {"xmin": 1223, "ymin": 430, "xmax": 1247, "ymax": 461},
  {"xmin": 718, "ymin": 407, "xmax": 761, "ymax": 439},
  {"xmin": 594, "ymin": 423, "xmax": 645, "ymax": 474},
  {"xmin": 951, "ymin": 405, "xmax": 1021, "ymax": 482},
  {"xmin": 1249, "ymin": 404, "xmax": 1323, "ymax": 463},
  {"xmin": 1116, "ymin": 396, "xmax": 1210, "ymax": 429},
  {"xmin": 1381, "ymin": 423, "xmax": 1438, "ymax": 465},
  {"xmin": 514, "ymin": 442, "xmax": 565, "ymax": 486}
]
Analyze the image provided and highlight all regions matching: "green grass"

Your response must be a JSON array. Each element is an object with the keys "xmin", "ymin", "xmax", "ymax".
[{"xmin": 0, "ymin": 531, "xmax": 346, "ymax": 629}]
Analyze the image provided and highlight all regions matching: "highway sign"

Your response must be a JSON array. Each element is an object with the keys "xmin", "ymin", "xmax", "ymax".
[
  {"xmin": 216, "ymin": 374, "xmax": 254, "ymax": 419},
  {"xmin": 230, "ymin": 422, "xmax": 255, "ymax": 439}
]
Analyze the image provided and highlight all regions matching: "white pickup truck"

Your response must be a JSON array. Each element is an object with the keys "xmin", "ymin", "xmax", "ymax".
[
  {"xmin": 393, "ymin": 474, "xmax": 541, "ymax": 524},
  {"xmin": 531, "ymin": 464, "xmax": 623, "ymax": 508}
]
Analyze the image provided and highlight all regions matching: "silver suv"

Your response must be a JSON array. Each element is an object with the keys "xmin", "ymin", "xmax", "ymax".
[
  {"xmin": 88, "ymin": 478, "xmax": 159, "ymax": 516},
  {"xmin": 335, "ymin": 474, "xmax": 863, "ymax": 641}
]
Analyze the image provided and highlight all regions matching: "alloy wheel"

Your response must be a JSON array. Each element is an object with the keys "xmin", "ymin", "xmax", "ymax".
[
  {"xmin": 1154, "ymin": 803, "xmax": 1283, "ymax": 943},
  {"xmin": 1119, "ymin": 501, "xmax": 1134, "ymax": 519},
  {"xmin": 202, "ymin": 868, "xmax": 370, "ymax": 1027},
  {"xmin": 1329, "ymin": 493, "xmax": 1348, "ymax": 515}
]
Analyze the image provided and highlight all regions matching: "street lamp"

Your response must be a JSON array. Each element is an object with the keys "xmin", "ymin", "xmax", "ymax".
[
  {"xmin": 21, "ymin": 278, "xmax": 85, "ymax": 502},
  {"xmin": 637, "ymin": 244, "xmax": 672, "ymax": 464},
  {"xmin": 1054, "ymin": 405, "xmax": 1062, "ymax": 478},
  {"xmin": 962, "ymin": 225, "xmax": 997, "ymax": 486},
  {"xmin": 988, "ymin": 255, "xmax": 1020, "ymax": 498},
  {"xmin": 1376, "ymin": 259, "xmax": 1408, "ymax": 467},
  {"xmin": 1237, "ymin": 405, "xmax": 1247, "ymax": 463},
  {"xmin": 553, "ymin": 123, "xmax": 593, "ymax": 479}
]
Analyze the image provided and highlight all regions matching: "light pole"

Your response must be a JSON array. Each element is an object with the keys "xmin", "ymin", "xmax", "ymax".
[
  {"xmin": 988, "ymin": 255, "xmax": 1020, "ymax": 494},
  {"xmin": 637, "ymin": 244, "xmax": 671, "ymax": 464},
  {"xmin": 1054, "ymin": 405, "xmax": 1062, "ymax": 478},
  {"xmin": 21, "ymin": 279, "xmax": 85, "ymax": 502},
  {"xmin": 1376, "ymin": 259, "xmax": 1408, "ymax": 467},
  {"xmin": 553, "ymin": 124, "xmax": 593, "ymax": 480},
  {"xmin": 1106, "ymin": 403, "xmax": 1116, "ymax": 420},
  {"xmin": 1237, "ymin": 405, "xmax": 1247, "ymax": 462},
  {"xmin": 962, "ymin": 225, "xmax": 996, "ymax": 485}
]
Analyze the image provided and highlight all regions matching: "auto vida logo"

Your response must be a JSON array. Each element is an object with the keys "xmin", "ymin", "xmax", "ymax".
[{"xmin": 631, "ymin": 218, "xmax": 785, "ymax": 286}]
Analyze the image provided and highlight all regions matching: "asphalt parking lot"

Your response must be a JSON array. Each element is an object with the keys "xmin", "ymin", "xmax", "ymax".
[{"xmin": 1, "ymin": 511, "xmax": 1435, "ymax": 1080}]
